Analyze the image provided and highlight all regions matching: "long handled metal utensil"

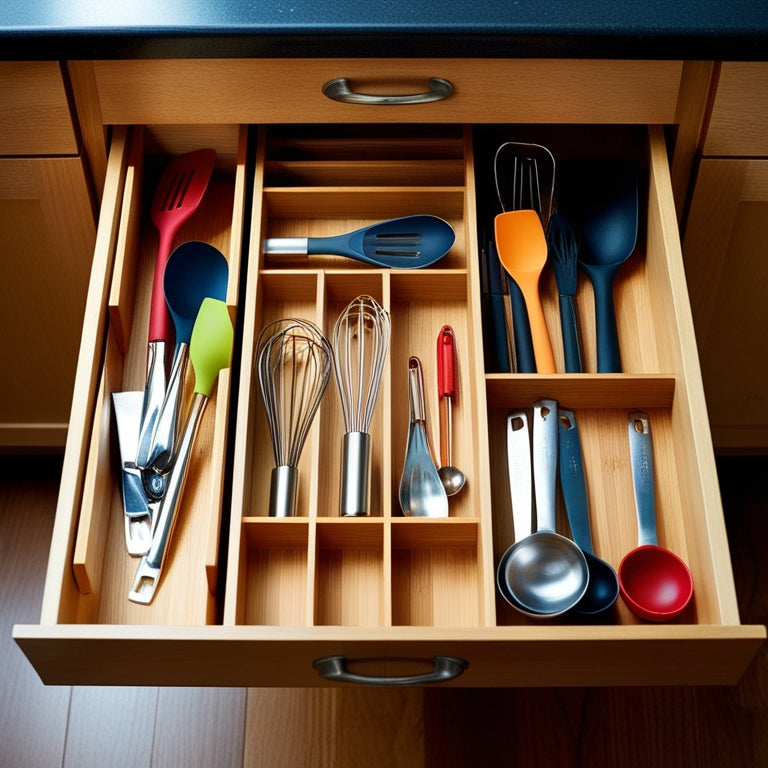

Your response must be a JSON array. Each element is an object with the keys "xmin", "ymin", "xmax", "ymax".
[
  {"xmin": 129, "ymin": 297, "xmax": 233, "ymax": 604},
  {"xmin": 144, "ymin": 241, "xmax": 228, "ymax": 472},
  {"xmin": 399, "ymin": 356, "xmax": 448, "ymax": 517}
]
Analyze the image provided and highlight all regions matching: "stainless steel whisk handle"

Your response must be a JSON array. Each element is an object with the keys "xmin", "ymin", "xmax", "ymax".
[
  {"xmin": 270, "ymin": 465, "xmax": 299, "ymax": 518},
  {"xmin": 340, "ymin": 431, "xmax": 372, "ymax": 517}
]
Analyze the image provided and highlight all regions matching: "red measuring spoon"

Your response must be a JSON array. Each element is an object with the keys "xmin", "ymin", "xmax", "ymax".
[{"xmin": 619, "ymin": 412, "xmax": 693, "ymax": 621}]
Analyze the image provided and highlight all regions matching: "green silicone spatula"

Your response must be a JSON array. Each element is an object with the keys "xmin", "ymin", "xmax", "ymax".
[{"xmin": 129, "ymin": 297, "xmax": 234, "ymax": 604}]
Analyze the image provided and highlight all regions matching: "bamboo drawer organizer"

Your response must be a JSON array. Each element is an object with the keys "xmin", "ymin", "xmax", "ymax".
[{"xmin": 13, "ymin": 120, "xmax": 765, "ymax": 687}]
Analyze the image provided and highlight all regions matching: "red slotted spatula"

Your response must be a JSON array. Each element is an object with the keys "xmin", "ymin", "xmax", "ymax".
[{"xmin": 135, "ymin": 148, "xmax": 217, "ymax": 467}]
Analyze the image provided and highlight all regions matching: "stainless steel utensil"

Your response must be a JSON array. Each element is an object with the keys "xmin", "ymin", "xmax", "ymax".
[
  {"xmin": 399, "ymin": 356, "xmax": 448, "ymax": 518},
  {"xmin": 331, "ymin": 295, "xmax": 390, "ymax": 517},
  {"xmin": 494, "ymin": 142, "xmax": 555, "ymax": 227},
  {"xmin": 496, "ymin": 399, "xmax": 589, "ymax": 616},
  {"xmin": 256, "ymin": 318, "xmax": 332, "ymax": 517},
  {"xmin": 112, "ymin": 390, "xmax": 158, "ymax": 555},
  {"xmin": 496, "ymin": 410, "xmax": 538, "ymax": 614},
  {"xmin": 144, "ymin": 241, "xmax": 229, "ymax": 472},
  {"xmin": 128, "ymin": 297, "xmax": 233, "ymax": 604}
]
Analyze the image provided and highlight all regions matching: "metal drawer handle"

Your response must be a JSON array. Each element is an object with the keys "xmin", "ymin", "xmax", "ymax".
[
  {"xmin": 322, "ymin": 77, "xmax": 453, "ymax": 105},
  {"xmin": 312, "ymin": 655, "xmax": 467, "ymax": 686}
]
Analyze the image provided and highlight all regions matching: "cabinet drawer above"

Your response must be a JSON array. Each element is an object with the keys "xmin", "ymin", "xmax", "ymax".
[{"xmin": 87, "ymin": 58, "xmax": 683, "ymax": 126}]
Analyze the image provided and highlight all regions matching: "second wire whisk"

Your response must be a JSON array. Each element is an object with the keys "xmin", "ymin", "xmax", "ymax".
[
  {"xmin": 332, "ymin": 295, "xmax": 391, "ymax": 516},
  {"xmin": 256, "ymin": 318, "xmax": 332, "ymax": 517}
]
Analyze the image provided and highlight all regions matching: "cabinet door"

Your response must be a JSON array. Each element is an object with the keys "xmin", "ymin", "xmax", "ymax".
[
  {"xmin": 0, "ymin": 157, "xmax": 95, "ymax": 448},
  {"xmin": 0, "ymin": 62, "xmax": 78, "ymax": 156},
  {"xmin": 704, "ymin": 63, "xmax": 768, "ymax": 157},
  {"xmin": 684, "ymin": 159, "xmax": 768, "ymax": 450}
]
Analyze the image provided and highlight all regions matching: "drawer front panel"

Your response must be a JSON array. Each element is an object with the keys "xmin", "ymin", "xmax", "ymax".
[
  {"xmin": 0, "ymin": 62, "xmax": 78, "ymax": 156},
  {"xmin": 13, "ymin": 625, "xmax": 765, "ymax": 687},
  {"xmin": 704, "ymin": 62, "xmax": 768, "ymax": 157},
  {"xmin": 90, "ymin": 59, "xmax": 683, "ymax": 126}
]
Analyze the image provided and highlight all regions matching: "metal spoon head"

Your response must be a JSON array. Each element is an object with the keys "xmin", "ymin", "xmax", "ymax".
[
  {"xmin": 438, "ymin": 464, "xmax": 466, "ymax": 496},
  {"xmin": 400, "ymin": 422, "xmax": 449, "ymax": 517},
  {"xmin": 498, "ymin": 530, "xmax": 590, "ymax": 617}
]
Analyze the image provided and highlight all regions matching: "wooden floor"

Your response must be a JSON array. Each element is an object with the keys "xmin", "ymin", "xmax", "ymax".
[{"xmin": 1, "ymin": 453, "xmax": 766, "ymax": 767}]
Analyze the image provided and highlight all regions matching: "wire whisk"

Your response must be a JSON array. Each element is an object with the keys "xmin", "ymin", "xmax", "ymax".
[
  {"xmin": 256, "ymin": 318, "xmax": 332, "ymax": 517},
  {"xmin": 332, "ymin": 295, "xmax": 390, "ymax": 516}
]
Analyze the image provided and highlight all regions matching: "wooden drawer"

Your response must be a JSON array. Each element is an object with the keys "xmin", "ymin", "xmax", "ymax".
[
  {"xmin": 0, "ymin": 62, "xmax": 78, "ymax": 156},
  {"xmin": 14, "ymin": 121, "xmax": 764, "ymax": 687},
  {"xmin": 704, "ymin": 63, "xmax": 768, "ymax": 157},
  {"xmin": 85, "ymin": 58, "xmax": 683, "ymax": 127}
]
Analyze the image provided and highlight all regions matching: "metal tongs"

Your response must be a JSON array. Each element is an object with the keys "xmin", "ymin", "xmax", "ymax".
[{"xmin": 112, "ymin": 391, "xmax": 166, "ymax": 555}]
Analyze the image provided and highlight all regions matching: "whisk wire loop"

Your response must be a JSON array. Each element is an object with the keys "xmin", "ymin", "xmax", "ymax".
[
  {"xmin": 331, "ymin": 295, "xmax": 391, "ymax": 517},
  {"xmin": 332, "ymin": 295, "xmax": 390, "ymax": 435},
  {"xmin": 256, "ymin": 318, "xmax": 332, "ymax": 469}
]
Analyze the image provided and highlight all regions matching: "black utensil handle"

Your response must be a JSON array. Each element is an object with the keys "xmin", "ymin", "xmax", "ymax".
[
  {"xmin": 488, "ymin": 292, "xmax": 511, "ymax": 372},
  {"xmin": 593, "ymin": 276, "xmax": 622, "ymax": 373},
  {"xmin": 508, "ymin": 276, "xmax": 536, "ymax": 373},
  {"xmin": 558, "ymin": 294, "xmax": 583, "ymax": 373}
]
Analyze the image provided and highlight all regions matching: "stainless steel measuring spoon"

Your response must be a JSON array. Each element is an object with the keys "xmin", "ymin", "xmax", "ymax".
[{"xmin": 497, "ymin": 399, "xmax": 589, "ymax": 616}]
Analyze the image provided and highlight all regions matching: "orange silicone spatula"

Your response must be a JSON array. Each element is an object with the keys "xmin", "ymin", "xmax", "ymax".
[{"xmin": 494, "ymin": 209, "xmax": 556, "ymax": 373}]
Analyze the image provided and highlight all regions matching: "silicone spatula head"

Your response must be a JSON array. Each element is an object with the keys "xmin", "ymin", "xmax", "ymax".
[
  {"xmin": 189, "ymin": 298, "xmax": 234, "ymax": 397},
  {"xmin": 494, "ymin": 210, "xmax": 556, "ymax": 373},
  {"xmin": 495, "ymin": 209, "xmax": 548, "ymax": 278},
  {"xmin": 164, "ymin": 241, "xmax": 229, "ymax": 345}
]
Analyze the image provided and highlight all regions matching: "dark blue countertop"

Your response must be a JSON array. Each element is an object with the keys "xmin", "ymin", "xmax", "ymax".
[{"xmin": 1, "ymin": 1, "xmax": 767, "ymax": 61}]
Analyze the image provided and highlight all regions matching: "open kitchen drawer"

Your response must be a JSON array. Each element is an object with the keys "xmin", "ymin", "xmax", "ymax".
[{"xmin": 14, "ymin": 119, "xmax": 764, "ymax": 687}]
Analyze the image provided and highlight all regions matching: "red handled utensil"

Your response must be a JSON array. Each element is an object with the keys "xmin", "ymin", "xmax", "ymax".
[
  {"xmin": 436, "ymin": 325, "xmax": 466, "ymax": 496},
  {"xmin": 135, "ymin": 148, "xmax": 217, "ymax": 467}
]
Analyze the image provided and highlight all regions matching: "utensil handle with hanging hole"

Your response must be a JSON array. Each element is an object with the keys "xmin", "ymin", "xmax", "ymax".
[
  {"xmin": 532, "ymin": 399, "xmax": 558, "ymax": 533},
  {"xmin": 628, "ymin": 412, "xmax": 658, "ymax": 546}
]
